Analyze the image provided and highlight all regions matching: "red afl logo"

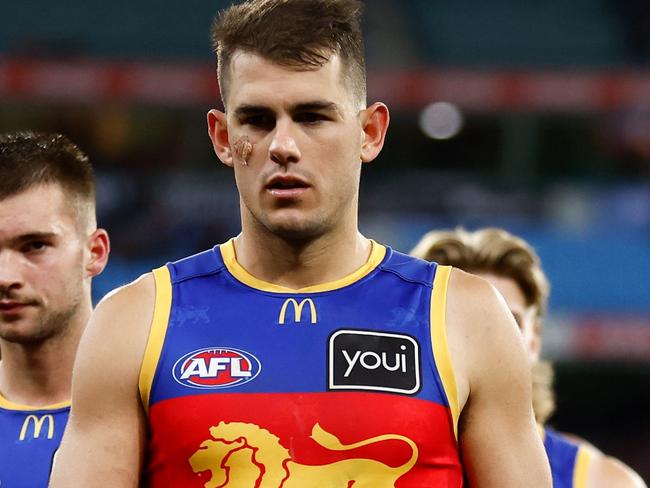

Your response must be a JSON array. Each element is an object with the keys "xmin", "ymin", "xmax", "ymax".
[{"xmin": 172, "ymin": 347, "xmax": 262, "ymax": 389}]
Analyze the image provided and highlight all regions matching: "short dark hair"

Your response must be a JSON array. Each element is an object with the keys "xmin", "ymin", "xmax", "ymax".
[
  {"xmin": 212, "ymin": 0, "xmax": 366, "ymax": 107},
  {"xmin": 0, "ymin": 131, "xmax": 96, "ymax": 226}
]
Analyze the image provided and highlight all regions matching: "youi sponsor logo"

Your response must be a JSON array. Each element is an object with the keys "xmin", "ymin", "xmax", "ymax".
[
  {"xmin": 329, "ymin": 330, "xmax": 420, "ymax": 395},
  {"xmin": 173, "ymin": 347, "xmax": 261, "ymax": 389}
]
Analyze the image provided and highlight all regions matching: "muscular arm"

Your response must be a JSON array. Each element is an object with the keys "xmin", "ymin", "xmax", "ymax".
[
  {"xmin": 446, "ymin": 269, "xmax": 551, "ymax": 487},
  {"xmin": 49, "ymin": 274, "xmax": 155, "ymax": 487}
]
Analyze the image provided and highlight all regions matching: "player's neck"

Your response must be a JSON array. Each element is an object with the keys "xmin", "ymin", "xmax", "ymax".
[
  {"xmin": 0, "ymin": 309, "xmax": 89, "ymax": 407},
  {"xmin": 235, "ymin": 224, "xmax": 372, "ymax": 290}
]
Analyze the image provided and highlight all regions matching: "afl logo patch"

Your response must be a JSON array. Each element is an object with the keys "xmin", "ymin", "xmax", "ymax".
[{"xmin": 173, "ymin": 347, "xmax": 261, "ymax": 390}]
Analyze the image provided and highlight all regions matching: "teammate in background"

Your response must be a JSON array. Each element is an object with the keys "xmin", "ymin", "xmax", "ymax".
[
  {"xmin": 411, "ymin": 227, "xmax": 647, "ymax": 488},
  {"xmin": 50, "ymin": 1, "xmax": 550, "ymax": 486},
  {"xmin": 0, "ymin": 132, "xmax": 109, "ymax": 487}
]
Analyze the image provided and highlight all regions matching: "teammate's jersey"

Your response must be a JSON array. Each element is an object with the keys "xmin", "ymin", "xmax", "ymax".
[
  {"xmin": 0, "ymin": 395, "xmax": 69, "ymax": 487},
  {"xmin": 543, "ymin": 427, "xmax": 591, "ymax": 488},
  {"xmin": 140, "ymin": 239, "xmax": 462, "ymax": 487}
]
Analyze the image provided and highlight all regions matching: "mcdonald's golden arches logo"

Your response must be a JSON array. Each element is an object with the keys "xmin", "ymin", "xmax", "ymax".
[
  {"xmin": 19, "ymin": 414, "xmax": 54, "ymax": 440},
  {"xmin": 279, "ymin": 298, "xmax": 317, "ymax": 325}
]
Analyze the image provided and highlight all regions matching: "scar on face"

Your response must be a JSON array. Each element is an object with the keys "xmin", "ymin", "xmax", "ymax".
[{"xmin": 233, "ymin": 136, "xmax": 253, "ymax": 166}]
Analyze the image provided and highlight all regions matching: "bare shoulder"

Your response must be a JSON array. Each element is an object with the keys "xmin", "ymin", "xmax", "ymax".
[
  {"xmin": 445, "ymin": 267, "xmax": 525, "ymax": 405},
  {"xmin": 81, "ymin": 272, "xmax": 157, "ymax": 375},
  {"xmin": 97, "ymin": 271, "xmax": 156, "ymax": 322},
  {"xmin": 70, "ymin": 271, "xmax": 158, "ymax": 411},
  {"xmin": 561, "ymin": 432, "xmax": 648, "ymax": 488},
  {"xmin": 446, "ymin": 267, "xmax": 514, "ymax": 333},
  {"xmin": 586, "ymin": 447, "xmax": 648, "ymax": 488}
]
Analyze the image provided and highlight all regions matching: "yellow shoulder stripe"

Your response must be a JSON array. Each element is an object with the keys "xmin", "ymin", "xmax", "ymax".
[
  {"xmin": 573, "ymin": 446, "xmax": 591, "ymax": 488},
  {"xmin": 138, "ymin": 266, "xmax": 172, "ymax": 413},
  {"xmin": 429, "ymin": 265, "xmax": 459, "ymax": 439}
]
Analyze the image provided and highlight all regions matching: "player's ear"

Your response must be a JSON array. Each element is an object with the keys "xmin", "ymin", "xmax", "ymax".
[
  {"xmin": 530, "ymin": 319, "xmax": 542, "ymax": 363},
  {"xmin": 207, "ymin": 109, "xmax": 234, "ymax": 168},
  {"xmin": 85, "ymin": 228, "xmax": 110, "ymax": 279},
  {"xmin": 359, "ymin": 102, "xmax": 390, "ymax": 164}
]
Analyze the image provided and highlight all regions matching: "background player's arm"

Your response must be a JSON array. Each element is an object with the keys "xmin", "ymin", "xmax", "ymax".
[
  {"xmin": 446, "ymin": 269, "xmax": 551, "ymax": 487},
  {"xmin": 561, "ymin": 432, "xmax": 647, "ymax": 488},
  {"xmin": 586, "ymin": 451, "xmax": 648, "ymax": 488},
  {"xmin": 49, "ymin": 274, "xmax": 155, "ymax": 487}
]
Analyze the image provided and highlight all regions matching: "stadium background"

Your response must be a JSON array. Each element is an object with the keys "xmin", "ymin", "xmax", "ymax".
[{"xmin": 1, "ymin": 0, "xmax": 648, "ymax": 478}]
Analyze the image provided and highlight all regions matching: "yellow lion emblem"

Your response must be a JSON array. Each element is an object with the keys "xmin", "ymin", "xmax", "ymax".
[{"xmin": 189, "ymin": 421, "xmax": 418, "ymax": 487}]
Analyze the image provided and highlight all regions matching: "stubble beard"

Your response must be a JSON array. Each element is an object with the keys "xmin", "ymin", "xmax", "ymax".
[
  {"xmin": 263, "ymin": 212, "xmax": 330, "ymax": 241},
  {"xmin": 247, "ymin": 185, "xmax": 357, "ymax": 243},
  {"xmin": 0, "ymin": 293, "xmax": 83, "ymax": 348}
]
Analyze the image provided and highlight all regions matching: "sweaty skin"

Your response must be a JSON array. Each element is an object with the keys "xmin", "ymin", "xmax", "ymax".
[{"xmin": 233, "ymin": 136, "xmax": 253, "ymax": 166}]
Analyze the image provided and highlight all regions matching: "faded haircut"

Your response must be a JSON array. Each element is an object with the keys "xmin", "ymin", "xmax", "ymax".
[
  {"xmin": 410, "ymin": 227, "xmax": 550, "ymax": 320},
  {"xmin": 211, "ymin": 0, "xmax": 366, "ymax": 108},
  {"xmin": 0, "ymin": 131, "xmax": 97, "ymax": 231}
]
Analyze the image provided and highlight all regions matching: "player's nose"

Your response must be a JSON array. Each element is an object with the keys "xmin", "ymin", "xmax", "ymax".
[
  {"xmin": 0, "ymin": 251, "xmax": 25, "ymax": 292},
  {"xmin": 269, "ymin": 119, "xmax": 301, "ymax": 166}
]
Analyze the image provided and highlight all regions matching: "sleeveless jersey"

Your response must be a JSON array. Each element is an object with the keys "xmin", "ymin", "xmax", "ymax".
[
  {"xmin": 0, "ymin": 395, "xmax": 69, "ymax": 487},
  {"xmin": 543, "ymin": 427, "xmax": 591, "ymax": 488},
  {"xmin": 140, "ymin": 239, "xmax": 462, "ymax": 487}
]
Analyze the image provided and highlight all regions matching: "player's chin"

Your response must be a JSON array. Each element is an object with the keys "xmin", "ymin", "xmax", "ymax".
[
  {"xmin": 0, "ymin": 323, "xmax": 42, "ymax": 344},
  {"xmin": 264, "ymin": 211, "xmax": 328, "ymax": 240},
  {"xmin": 0, "ymin": 311, "xmax": 31, "ymax": 326}
]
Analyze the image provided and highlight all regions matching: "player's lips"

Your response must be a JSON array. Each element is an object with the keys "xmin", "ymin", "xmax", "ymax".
[
  {"xmin": 0, "ymin": 300, "xmax": 32, "ymax": 314},
  {"xmin": 265, "ymin": 174, "xmax": 311, "ymax": 198}
]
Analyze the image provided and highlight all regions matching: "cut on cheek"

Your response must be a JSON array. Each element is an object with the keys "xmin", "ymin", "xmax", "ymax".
[{"xmin": 233, "ymin": 136, "xmax": 253, "ymax": 166}]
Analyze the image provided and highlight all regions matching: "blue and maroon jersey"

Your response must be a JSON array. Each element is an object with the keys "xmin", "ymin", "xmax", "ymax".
[
  {"xmin": 543, "ymin": 427, "xmax": 591, "ymax": 488},
  {"xmin": 0, "ymin": 395, "xmax": 69, "ymax": 487},
  {"xmin": 140, "ymin": 239, "xmax": 462, "ymax": 487}
]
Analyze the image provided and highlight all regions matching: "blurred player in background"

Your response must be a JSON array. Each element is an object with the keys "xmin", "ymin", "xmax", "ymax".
[
  {"xmin": 0, "ymin": 132, "xmax": 109, "ymax": 487},
  {"xmin": 411, "ymin": 227, "xmax": 647, "ymax": 488},
  {"xmin": 51, "ymin": 1, "xmax": 550, "ymax": 486}
]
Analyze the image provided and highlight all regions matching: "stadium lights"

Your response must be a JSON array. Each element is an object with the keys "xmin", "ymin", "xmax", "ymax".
[{"xmin": 419, "ymin": 101, "xmax": 464, "ymax": 140}]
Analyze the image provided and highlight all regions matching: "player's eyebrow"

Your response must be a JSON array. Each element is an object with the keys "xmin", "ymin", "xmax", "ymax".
[
  {"xmin": 232, "ymin": 105, "xmax": 273, "ymax": 118},
  {"xmin": 291, "ymin": 101, "xmax": 341, "ymax": 114},
  {"xmin": 14, "ymin": 232, "xmax": 59, "ymax": 243},
  {"xmin": 232, "ymin": 101, "xmax": 343, "ymax": 118},
  {"xmin": 3, "ymin": 232, "xmax": 59, "ymax": 248}
]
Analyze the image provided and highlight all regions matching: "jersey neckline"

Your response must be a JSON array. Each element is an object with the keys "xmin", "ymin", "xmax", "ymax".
[
  {"xmin": 0, "ymin": 392, "xmax": 70, "ymax": 411},
  {"xmin": 219, "ymin": 238, "xmax": 387, "ymax": 293}
]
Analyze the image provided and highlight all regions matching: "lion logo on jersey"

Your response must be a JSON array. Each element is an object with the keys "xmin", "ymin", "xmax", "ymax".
[{"xmin": 189, "ymin": 421, "xmax": 418, "ymax": 487}]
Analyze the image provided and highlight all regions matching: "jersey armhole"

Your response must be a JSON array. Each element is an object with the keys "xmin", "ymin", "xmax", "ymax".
[
  {"xmin": 430, "ymin": 265, "xmax": 460, "ymax": 439},
  {"xmin": 573, "ymin": 446, "xmax": 591, "ymax": 488},
  {"xmin": 138, "ymin": 265, "xmax": 173, "ymax": 413}
]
